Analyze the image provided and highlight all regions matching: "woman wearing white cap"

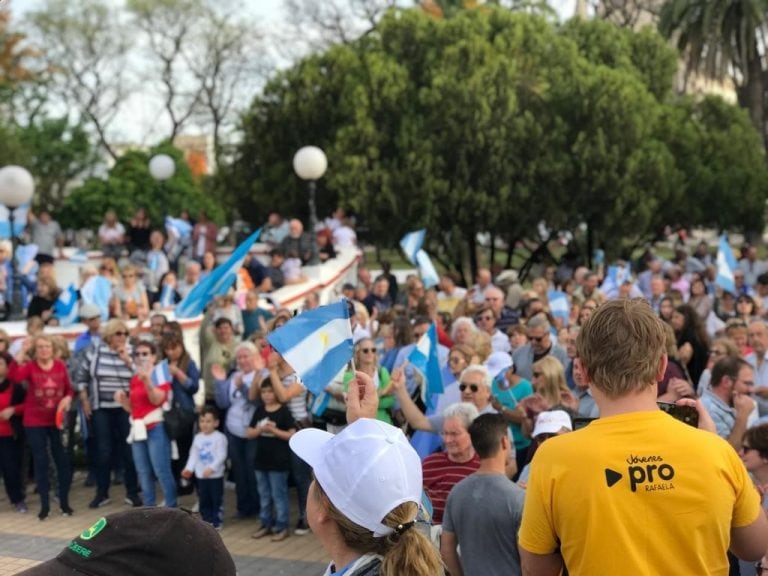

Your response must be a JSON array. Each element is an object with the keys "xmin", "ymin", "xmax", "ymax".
[{"xmin": 290, "ymin": 373, "xmax": 443, "ymax": 576}]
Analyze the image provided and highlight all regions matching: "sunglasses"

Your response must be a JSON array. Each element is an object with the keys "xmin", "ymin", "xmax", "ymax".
[
  {"xmin": 476, "ymin": 315, "xmax": 494, "ymax": 322},
  {"xmin": 459, "ymin": 383, "xmax": 480, "ymax": 393},
  {"xmin": 530, "ymin": 335, "xmax": 547, "ymax": 343},
  {"xmin": 359, "ymin": 348, "xmax": 376, "ymax": 353},
  {"xmin": 113, "ymin": 331, "xmax": 129, "ymax": 337}
]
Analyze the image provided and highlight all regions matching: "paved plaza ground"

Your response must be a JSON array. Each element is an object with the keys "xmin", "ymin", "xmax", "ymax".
[{"xmin": 0, "ymin": 472, "xmax": 328, "ymax": 575}]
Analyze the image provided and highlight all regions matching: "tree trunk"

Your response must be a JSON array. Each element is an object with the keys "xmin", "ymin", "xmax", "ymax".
[
  {"xmin": 746, "ymin": 41, "xmax": 765, "ymax": 146},
  {"xmin": 489, "ymin": 232, "xmax": 496, "ymax": 271},
  {"xmin": 467, "ymin": 232, "xmax": 479, "ymax": 282}
]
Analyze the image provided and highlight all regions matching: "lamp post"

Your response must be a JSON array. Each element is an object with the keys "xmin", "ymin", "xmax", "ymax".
[
  {"xmin": 148, "ymin": 153, "xmax": 176, "ymax": 220},
  {"xmin": 0, "ymin": 166, "xmax": 34, "ymax": 320},
  {"xmin": 292, "ymin": 146, "xmax": 327, "ymax": 235}
]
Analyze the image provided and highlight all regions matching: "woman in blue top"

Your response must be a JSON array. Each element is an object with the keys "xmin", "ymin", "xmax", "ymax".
[
  {"xmin": 162, "ymin": 333, "xmax": 200, "ymax": 494},
  {"xmin": 491, "ymin": 363, "xmax": 533, "ymax": 477}
]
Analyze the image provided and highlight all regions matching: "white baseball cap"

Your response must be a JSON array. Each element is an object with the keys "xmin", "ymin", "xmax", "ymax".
[
  {"xmin": 290, "ymin": 418, "xmax": 422, "ymax": 537},
  {"xmin": 532, "ymin": 410, "xmax": 573, "ymax": 438}
]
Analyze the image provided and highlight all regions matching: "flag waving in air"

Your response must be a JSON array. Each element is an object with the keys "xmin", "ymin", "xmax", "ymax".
[
  {"xmin": 408, "ymin": 322, "xmax": 444, "ymax": 409},
  {"xmin": 400, "ymin": 229, "xmax": 426, "ymax": 265},
  {"xmin": 716, "ymin": 234, "xmax": 737, "ymax": 294},
  {"xmin": 267, "ymin": 300, "xmax": 354, "ymax": 396}
]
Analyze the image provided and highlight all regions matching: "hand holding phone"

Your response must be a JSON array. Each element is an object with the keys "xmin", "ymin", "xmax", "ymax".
[{"xmin": 657, "ymin": 401, "xmax": 699, "ymax": 428}]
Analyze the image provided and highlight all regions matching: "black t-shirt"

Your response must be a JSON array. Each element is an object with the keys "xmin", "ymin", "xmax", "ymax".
[{"xmin": 250, "ymin": 404, "xmax": 295, "ymax": 471}]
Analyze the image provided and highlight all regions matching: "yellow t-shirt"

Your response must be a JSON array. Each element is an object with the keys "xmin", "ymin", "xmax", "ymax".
[{"xmin": 519, "ymin": 410, "xmax": 761, "ymax": 576}]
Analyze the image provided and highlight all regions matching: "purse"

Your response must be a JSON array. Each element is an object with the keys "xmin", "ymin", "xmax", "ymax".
[{"xmin": 164, "ymin": 399, "xmax": 196, "ymax": 440}]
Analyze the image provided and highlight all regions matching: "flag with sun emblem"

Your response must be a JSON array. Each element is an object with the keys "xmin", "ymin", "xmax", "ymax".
[{"xmin": 267, "ymin": 299, "xmax": 354, "ymax": 396}]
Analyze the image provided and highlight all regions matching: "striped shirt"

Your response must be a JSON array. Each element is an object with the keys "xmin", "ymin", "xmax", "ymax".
[
  {"xmin": 421, "ymin": 451, "xmax": 480, "ymax": 524},
  {"xmin": 75, "ymin": 343, "xmax": 134, "ymax": 410}
]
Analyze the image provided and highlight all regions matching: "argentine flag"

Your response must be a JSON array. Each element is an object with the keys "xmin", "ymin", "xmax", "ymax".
[
  {"xmin": 151, "ymin": 359, "xmax": 172, "ymax": 387},
  {"xmin": 548, "ymin": 290, "xmax": 570, "ymax": 325},
  {"xmin": 267, "ymin": 300, "xmax": 354, "ymax": 396},
  {"xmin": 400, "ymin": 229, "xmax": 426, "ymax": 265},
  {"xmin": 415, "ymin": 249, "xmax": 440, "ymax": 289},
  {"xmin": 408, "ymin": 322, "xmax": 444, "ymax": 409},
  {"xmin": 165, "ymin": 216, "xmax": 192, "ymax": 242},
  {"xmin": 80, "ymin": 275, "xmax": 112, "ymax": 321},
  {"xmin": 716, "ymin": 234, "xmax": 737, "ymax": 294},
  {"xmin": 0, "ymin": 203, "xmax": 29, "ymax": 239},
  {"xmin": 53, "ymin": 284, "xmax": 79, "ymax": 327},
  {"xmin": 176, "ymin": 228, "xmax": 261, "ymax": 318}
]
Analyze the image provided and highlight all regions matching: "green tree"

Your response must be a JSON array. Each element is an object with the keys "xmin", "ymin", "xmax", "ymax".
[
  {"xmin": 60, "ymin": 145, "xmax": 223, "ymax": 231},
  {"xmin": 659, "ymin": 0, "xmax": 767, "ymax": 143}
]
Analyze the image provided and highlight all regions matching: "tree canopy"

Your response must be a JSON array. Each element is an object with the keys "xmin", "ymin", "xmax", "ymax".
[{"xmin": 225, "ymin": 6, "xmax": 768, "ymax": 278}]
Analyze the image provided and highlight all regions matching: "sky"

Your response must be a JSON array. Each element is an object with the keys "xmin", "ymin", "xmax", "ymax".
[{"xmin": 11, "ymin": 0, "xmax": 579, "ymax": 143}]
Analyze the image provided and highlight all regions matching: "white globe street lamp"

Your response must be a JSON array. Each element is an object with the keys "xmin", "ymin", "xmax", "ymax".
[
  {"xmin": 292, "ymin": 146, "xmax": 327, "ymax": 235},
  {"xmin": 148, "ymin": 154, "xmax": 176, "ymax": 228},
  {"xmin": 0, "ymin": 166, "xmax": 35, "ymax": 320}
]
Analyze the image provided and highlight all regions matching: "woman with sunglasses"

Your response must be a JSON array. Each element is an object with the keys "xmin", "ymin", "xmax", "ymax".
[
  {"xmin": 10, "ymin": 335, "xmax": 74, "ymax": 520},
  {"xmin": 475, "ymin": 305, "xmax": 511, "ymax": 354},
  {"xmin": 115, "ymin": 340, "xmax": 177, "ymax": 508},
  {"xmin": 518, "ymin": 356, "xmax": 577, "ymax": 438},
  {"xmin": 115, "ymin": 264, "xmax": 150, "ymax": 320},
  {"xmin": 73, "ymin": 319, "xmax": 142, "ymax": 509},
  {"xmin": 341, "ymin": 339, "xmax": 394, "ymax": 424}
]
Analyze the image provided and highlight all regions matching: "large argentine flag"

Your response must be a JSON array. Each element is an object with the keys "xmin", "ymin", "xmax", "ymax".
[
  {"xmin": 176, "ymin": 228, "xmax": 261, "ymax": 318},
  {"xmin": 408, "ymin": 322, "xmax": 444, "ymax": 408},
  {"xmin": 716, "ymin": 234, "xmax": 737, "ymax": 294},
  {"xmin": 267, "ymin": 300, "xmax": 354, "ymax": 396},
  {"xmin": 400, "ymin": 229, "xmax": 426, "ymax": 265},
  {"xmin": 53, "ymin": 283, "xmax": 79, "ymax": 327}
]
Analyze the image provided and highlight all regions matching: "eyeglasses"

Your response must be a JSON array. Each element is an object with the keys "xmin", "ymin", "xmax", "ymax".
[
  {"xmin": 476, "ymin": 315, "xmax": 494, "ymax": 322},
  {"xmin": 113, "ymin": 331, "xmax": 129, "ymax": 337},
  {"xmin": 530, "ymin": 335, "xmax": 547, "ymax": 343},
  {"xmin": 756, "ymin": 563, "xmax": 768, "ymax": 575},
  {"xmin": 459, "ymin": 383, "xmax": 480, "ymax": 393},
  {"xmin": 359, "ymin": 348, "xmax": 376, "ymax": 353}
]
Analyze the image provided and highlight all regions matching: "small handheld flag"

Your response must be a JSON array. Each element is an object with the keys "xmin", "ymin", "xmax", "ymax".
[
  {"xmin": 267, "ymin": 300, "xmax": 354, "ymax": 396},
  {"xmin": 151, "ymin": 359, "xmax": 172, "ymax": 387}
]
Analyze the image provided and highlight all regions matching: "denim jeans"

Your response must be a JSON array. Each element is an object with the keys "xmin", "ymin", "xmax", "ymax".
[
  {"xmin": 0, "ymin": 436, "xmax": 24, "ymax": 504},
  {"xmin": 92, "ymin": 407, "xmax": 139, "ymax": 499},
  {"xmin": 227, "ymin": 433, "xmax": 259, "ymax": 517},
  {"xmin": 256, "ymin": 469, "xmax": 289, "ymax": 532},
  {"xmin": 198, "ymin": 477, "xmax": 224, "ymax": 527},
  {"xmin": 290, "ymin": 452, "xmax": 311, "ymax": 522},
  {"xmin": 25, "ymin": 426, "xmax": 71, "ymax": 510},
  {"xmin": 131, "ymin": 423, "xmax": 177, "ymax": 507}
]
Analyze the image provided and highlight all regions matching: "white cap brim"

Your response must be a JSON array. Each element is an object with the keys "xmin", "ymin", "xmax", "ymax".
[{"xmin": 290, "ymin": 427, "xmax": 334, "ymax": 471}]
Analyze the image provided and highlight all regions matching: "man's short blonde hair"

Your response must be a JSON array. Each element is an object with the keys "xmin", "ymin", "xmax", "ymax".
[{"xmin": 576, "ymin": 298, "xmax": 665, "ymax": 398}]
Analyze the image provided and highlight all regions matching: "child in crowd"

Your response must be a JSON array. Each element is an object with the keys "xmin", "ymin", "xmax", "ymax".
[
  {"xmin": 182, "ymin": 406, "xmax": 228, "ymax": 530},
  {"xmin": 248, "ymin": 379, "xmax": 296, "ymax": 542}
]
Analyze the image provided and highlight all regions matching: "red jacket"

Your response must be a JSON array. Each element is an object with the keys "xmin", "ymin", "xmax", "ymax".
[
  {"xmin": 0, "ymin": 382, "xmax": 23, "ymax": 437},
  {"xmin": 9, "ymin": 360, "xmax": 73, "ymax": 428}
]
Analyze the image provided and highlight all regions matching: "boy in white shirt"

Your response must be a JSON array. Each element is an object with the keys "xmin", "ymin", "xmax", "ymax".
[{"xmin": 182, "ymin": 406, "xmax": 228, "ymax": 529}]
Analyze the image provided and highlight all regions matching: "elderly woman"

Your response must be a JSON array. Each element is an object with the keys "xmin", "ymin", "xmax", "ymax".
[
  {"xmin": 215, "ymin": 341, "xmax": 263, "ymax": 520},
  {"xmin": 115, "ymin": 340, "xmax": 176, "ymax": 508},
  {"xmin": 450, "ymin": 317, "xmax": 478, "ymax": 347},
  {"xmin": 74, "ymin": 319, "xmax": 141, "ymax": 509},
  {"xmin": 342, "ymin": 338, "xmax": 394, "ymax": 424},
  {"xmin": 115, "ymin": 264, "xmax": 150, "ymax": 320},
  {"xmin": 10, "ymin": 335, "xmax": 74, "ymax": 520}
]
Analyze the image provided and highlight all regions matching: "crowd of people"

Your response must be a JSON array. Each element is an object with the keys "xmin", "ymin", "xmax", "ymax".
[{"xmin": 3, "ymin": 207, "xmax": 768, "ymax": 574}]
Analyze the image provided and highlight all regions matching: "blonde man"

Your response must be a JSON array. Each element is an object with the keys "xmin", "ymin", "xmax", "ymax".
[{"xmin": 519, "ymin": 299, "xmax": 768, "ymax": 575}]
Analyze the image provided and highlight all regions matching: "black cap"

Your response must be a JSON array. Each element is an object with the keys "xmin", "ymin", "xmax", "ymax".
[{"xmin": 17, "ymin": 508, "xmax": 235, "ymax": 576}]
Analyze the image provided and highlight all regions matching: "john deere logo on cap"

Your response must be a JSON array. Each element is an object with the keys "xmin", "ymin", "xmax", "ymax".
[{"xmin": 80, "ymin": 517, "xmax": 107, "ymax": 540}]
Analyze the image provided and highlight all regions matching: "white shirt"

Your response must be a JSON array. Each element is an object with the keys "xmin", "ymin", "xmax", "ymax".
[{"xmin": 333, "ymin": 226, "xmax": 357, "ymax": 248}]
